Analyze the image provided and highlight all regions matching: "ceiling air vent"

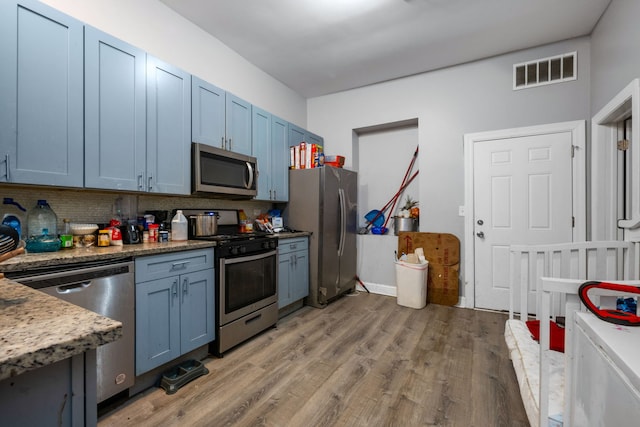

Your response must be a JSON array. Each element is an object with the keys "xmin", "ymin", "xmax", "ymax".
[{"xmin": 513, "ymin": 52, "xmax": 577, "ymax": 90}]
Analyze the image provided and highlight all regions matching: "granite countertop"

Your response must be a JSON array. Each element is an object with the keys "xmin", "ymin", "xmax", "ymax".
[
  {"xmin": 0, "ymin": 235, "xmax": 310, "ymax": 273},
  {"xmin": 0, "ymin": 277, "xmax": 122, "ymax": 381},
  {"xmin": 272, "ymin": 231, "xmax": 311, "ymax": 239}
]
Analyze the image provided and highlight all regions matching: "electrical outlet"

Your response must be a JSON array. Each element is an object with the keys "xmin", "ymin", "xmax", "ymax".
[{"xmin": 458, "ymin": 206, "xmax": 465, "ymax": 216}]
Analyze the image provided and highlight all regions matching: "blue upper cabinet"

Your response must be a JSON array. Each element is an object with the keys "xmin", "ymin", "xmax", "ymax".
[
  {"xmin": 252, "ymin": 107, "xmax": 272, "ymax": 201},
  {"xmin": 288, "ymin": 123, "xmax": 306, "ymax": 147},
  {"xmin": 271, "ymin": 115, "xmax": 289, "ymax": 201},
  {"xmin": 252, "ymin": 107, "xmax": 289, "ymax": 201},
  {"xmin": 289, "ymin": 123, "xmax": 323, "ymax": 149},
  {"xmin": 192, "ymin": 76, "xmax": 225, "ymax": 149},
  {"xmin": 306, "ymin": 131, "xmax": 323, "ymax": 147},
  {"xmin": 225, "ymin": 93, "xmax": 252, "ymax": 156},
  {"xmin": 0, "ymin": 0, "xmax": 84, "ymax": 187},
  {"xmin": 147, "ymin": 56, "xmax": 191, "ymax": 195},
  {"xmin": 192, "ymin": 77, "xmax": 252, "ymax": 156},
  {"xmin": 84, "ymin": 26, "xmax": 147, "ymax": 191}
]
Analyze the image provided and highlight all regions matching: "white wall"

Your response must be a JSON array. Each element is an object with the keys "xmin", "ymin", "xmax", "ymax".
[
  {"xmin": 590, "ymin": 0, "xmax": 640, "ymax": 115},
  {"xmin": 308, "ymin": 38, "xmax": 592, "ymax": 299},
  {"xmin": 41, "ymin": 0, "xmax": 307, "ymax": 127}
]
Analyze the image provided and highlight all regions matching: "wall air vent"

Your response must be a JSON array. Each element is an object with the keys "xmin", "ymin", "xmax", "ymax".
[{"xmin": 513, "ymin": 52, "xmax": 577, "ymax": 90}]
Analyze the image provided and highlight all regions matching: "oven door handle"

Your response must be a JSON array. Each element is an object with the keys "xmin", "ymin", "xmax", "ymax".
[
  {"xmin": 223, "ymin": 249, "xmax": 277, "ymax": 265},
  {"xmin": 338, "ymin": 188, "xmax": 346, "ymax": 257}
]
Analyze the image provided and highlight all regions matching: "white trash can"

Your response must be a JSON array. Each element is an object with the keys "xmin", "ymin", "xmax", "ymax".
[{"xmin": 395, "ymin": 260, "xmax": 429, "ymax": 309}]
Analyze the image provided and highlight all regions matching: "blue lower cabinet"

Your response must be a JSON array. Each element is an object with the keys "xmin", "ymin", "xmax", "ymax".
[
  {"xmin": 135, "ymin": 249, "xmax": 215, "ymax": 376},
  {"xmin": 278, "ymin": 237, "xmax": 309, "ymax": 308}
]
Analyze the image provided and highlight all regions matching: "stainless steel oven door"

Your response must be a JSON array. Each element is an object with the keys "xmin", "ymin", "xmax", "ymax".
[{"xmin": 219, "ymin": 249, "xmax": 278, "ymax": 325}]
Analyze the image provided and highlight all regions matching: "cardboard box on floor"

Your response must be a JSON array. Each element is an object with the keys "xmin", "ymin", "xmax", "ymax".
[{"xmin": 397, "ymin": 232, "xmax": 460, "ymax": 306}]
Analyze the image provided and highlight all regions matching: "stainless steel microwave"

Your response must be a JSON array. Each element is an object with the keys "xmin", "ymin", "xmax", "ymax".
[{"xmin": 192, "ymin": 143, "xmax": 257, "ymax": 198}]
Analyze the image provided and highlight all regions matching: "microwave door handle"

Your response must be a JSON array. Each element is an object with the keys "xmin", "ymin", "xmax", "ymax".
[{"xmin": 245, "ymin": 162, "xmax": 254, "ymax": 189}]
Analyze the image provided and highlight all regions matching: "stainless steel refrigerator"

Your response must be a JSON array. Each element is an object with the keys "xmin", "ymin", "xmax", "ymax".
[{"xmin": 287, "ymin": 167, "xmax": 357, "ymax": 308}]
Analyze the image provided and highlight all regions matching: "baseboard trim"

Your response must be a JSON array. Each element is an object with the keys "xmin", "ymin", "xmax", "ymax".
[
  {"xmin": 356, "ymin": 283, "xmax": 466, "ymax": 308},
  {"xmin": 356, "ymin": 282, "xmax": 396, "ymax": 297}
]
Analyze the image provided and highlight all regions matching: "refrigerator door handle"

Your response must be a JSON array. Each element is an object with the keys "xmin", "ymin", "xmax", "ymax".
[{"xmin": 338, "ymin": 188, "xmax": 346, "ymax": 257}]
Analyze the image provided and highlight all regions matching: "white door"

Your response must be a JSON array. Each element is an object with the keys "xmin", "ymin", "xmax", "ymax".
[{"xmin": 471, "ymin": 128, "xmax": 577, "ymax": 311}]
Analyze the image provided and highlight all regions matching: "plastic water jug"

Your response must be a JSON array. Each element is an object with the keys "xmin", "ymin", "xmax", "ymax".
[
  {"xmin": 171, "ymin": 210, "xmax": 188, "ymax": 241},
  {"xmin": 27, "ymin": 199, "xmax": 58, "ymax": 237},
  {"xmin": 1, "ymin": 197, "xmax": 26, "ymax": 240}
]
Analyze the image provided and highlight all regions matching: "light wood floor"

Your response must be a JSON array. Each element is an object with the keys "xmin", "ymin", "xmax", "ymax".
[{"xmin": 99, "ymin": 292, "xmax": 528, "ymax": 427}]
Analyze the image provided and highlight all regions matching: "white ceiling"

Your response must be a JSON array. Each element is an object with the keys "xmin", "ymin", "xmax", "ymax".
[{"xmin": 160, "ymin": 0, "xmax": 611, "ymax": 98}]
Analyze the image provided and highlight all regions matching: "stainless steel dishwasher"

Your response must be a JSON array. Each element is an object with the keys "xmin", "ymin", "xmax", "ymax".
[{"xmin": 7, "ymin": 260, "xmax": 135, "ymax": 403}]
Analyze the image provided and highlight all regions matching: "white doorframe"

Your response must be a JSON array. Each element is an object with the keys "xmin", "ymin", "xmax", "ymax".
[
  {"xmin": 463, "ymin": 121, "xmax": 587, "ymax": 309},
  {"xmin": 592, "ymin": 78, "xmax": 640, "ymax": 241}
]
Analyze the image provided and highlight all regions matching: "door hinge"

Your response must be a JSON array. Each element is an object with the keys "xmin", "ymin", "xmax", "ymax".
[
  {"xmin": 572, "ymin": 216, "xmax": 575, "ymax": 227},
  {"xmin": 617, "ymin": 139, "xmax": 630, "ymax": 151}
]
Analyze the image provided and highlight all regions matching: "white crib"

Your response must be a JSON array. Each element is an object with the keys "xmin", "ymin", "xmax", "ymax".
[{"xmin": 505, "ymin": 241, "xmax": 640, "ymax": 427}]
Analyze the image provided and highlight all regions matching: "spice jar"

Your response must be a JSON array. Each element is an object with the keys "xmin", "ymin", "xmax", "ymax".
[
  {"xmin": 98, "ymin": 230, "xmax": 110, "ymax": 247},
  {"xmin": 148, "ymin": 223, "xmax": 159, "ymax": 242}
]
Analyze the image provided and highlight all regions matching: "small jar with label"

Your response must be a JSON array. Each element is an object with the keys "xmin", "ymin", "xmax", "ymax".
[
  {"xmin": 60, "ymin": 219, "xmax": 73, "ymax": 249},
  {"xmin": 98, "ymin": 229, "xmax": 110, "ymax": 247},
  {"xmin": 148, "ymin": 223, "xmax": 159, "ymax": 242}
]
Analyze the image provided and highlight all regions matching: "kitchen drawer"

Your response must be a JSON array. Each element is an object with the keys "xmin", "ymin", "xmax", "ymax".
[
  {"xmin": 135, "ymin": 248, "xmax": 214, "ymax": 283},
  {"xmin": 278, "ymin": 237, "xmax": 308, "ymax": 256}
]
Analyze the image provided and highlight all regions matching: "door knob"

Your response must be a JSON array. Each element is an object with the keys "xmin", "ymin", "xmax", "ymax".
[
  {"xmin": 476, "ymin": 231, "xmax": 485, "ymax": 238},
  {"xmin": 477, "ymin": 219, "xmax": 484, "ymax": 225}
]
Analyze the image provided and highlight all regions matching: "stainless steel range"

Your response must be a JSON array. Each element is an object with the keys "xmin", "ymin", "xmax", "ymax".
[{"xmin": 176, "ymin": 209, "xmax": 278, "ymax": 356}]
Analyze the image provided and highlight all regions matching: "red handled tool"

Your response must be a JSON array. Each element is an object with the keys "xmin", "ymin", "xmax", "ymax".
[
  {"xmin": 361, "ymin": 146, "xmax": 419, "ymax": 233},
  {"xmin": 361, "ymin": 171, "xmax": 419, "ymax": 232},
  {"xmin": 355, "ymin": 275, "xmax": 370, "ymax": 293},
  {"xmin": 382, "ymin": 146, "xmax": 419, "ymax": 230},
  {"xmin": 578, "ymin": 281, "xmax": 640, "ymax": 326}
]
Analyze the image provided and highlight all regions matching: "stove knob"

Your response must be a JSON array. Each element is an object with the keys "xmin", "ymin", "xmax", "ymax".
[
  {"xmin": 239, "ymin": 246, "xmax": 246, "ymax": 254},
  {"xmin": 262, "ymin": 241, "xmax": 270, "ymax": 249},
  {"xmin": 230, "ymin": 246, "xmax": 239, "ymax": 255},
  {"xmin": 270, "ymin": 240, "xmax": 277, "ymax": 249}
]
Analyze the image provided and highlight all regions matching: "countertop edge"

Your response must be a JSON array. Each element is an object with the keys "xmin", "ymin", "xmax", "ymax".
[{"xmin": 0, "ymin": 278, "xmax": 122, "ymax": 381}]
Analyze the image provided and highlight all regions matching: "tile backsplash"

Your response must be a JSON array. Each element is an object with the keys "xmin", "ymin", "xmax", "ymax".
[{"xmin": 0, "ymin": 184, "xmax": 273, "ymax": 234}]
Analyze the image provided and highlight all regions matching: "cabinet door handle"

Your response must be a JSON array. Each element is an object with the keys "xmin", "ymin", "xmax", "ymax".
[
  {"xmin": 171, "ymin": 261, "xmax": 190, "ymax": 270},
  {"xmin": 171, "ymin": 279, "xmax": 178, "ymax": 306},
  {"xmin": 221, "ymin": 136, "xmax": 225, "ymax": 149},
  {"xmin": 228, "ymin": 138, "xmax": 232, "ymax": 150},
  {"xmin": 4, "ymin": 154, "xmax": 9, "ymax": 181},
  {"xmin": 138, "ymin": 173, "xmax": 144, "ymax": 190},
  {"xmin": 182, "ymin": 277, "xmax": 189, "ymax": 302},
  {"xmin": 147, "ymin": 175, "xmax": 153, "ymax": 192},
  {"xmin": 273, "ymin": 189, "xmax": 277, "ymax": 200}
]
